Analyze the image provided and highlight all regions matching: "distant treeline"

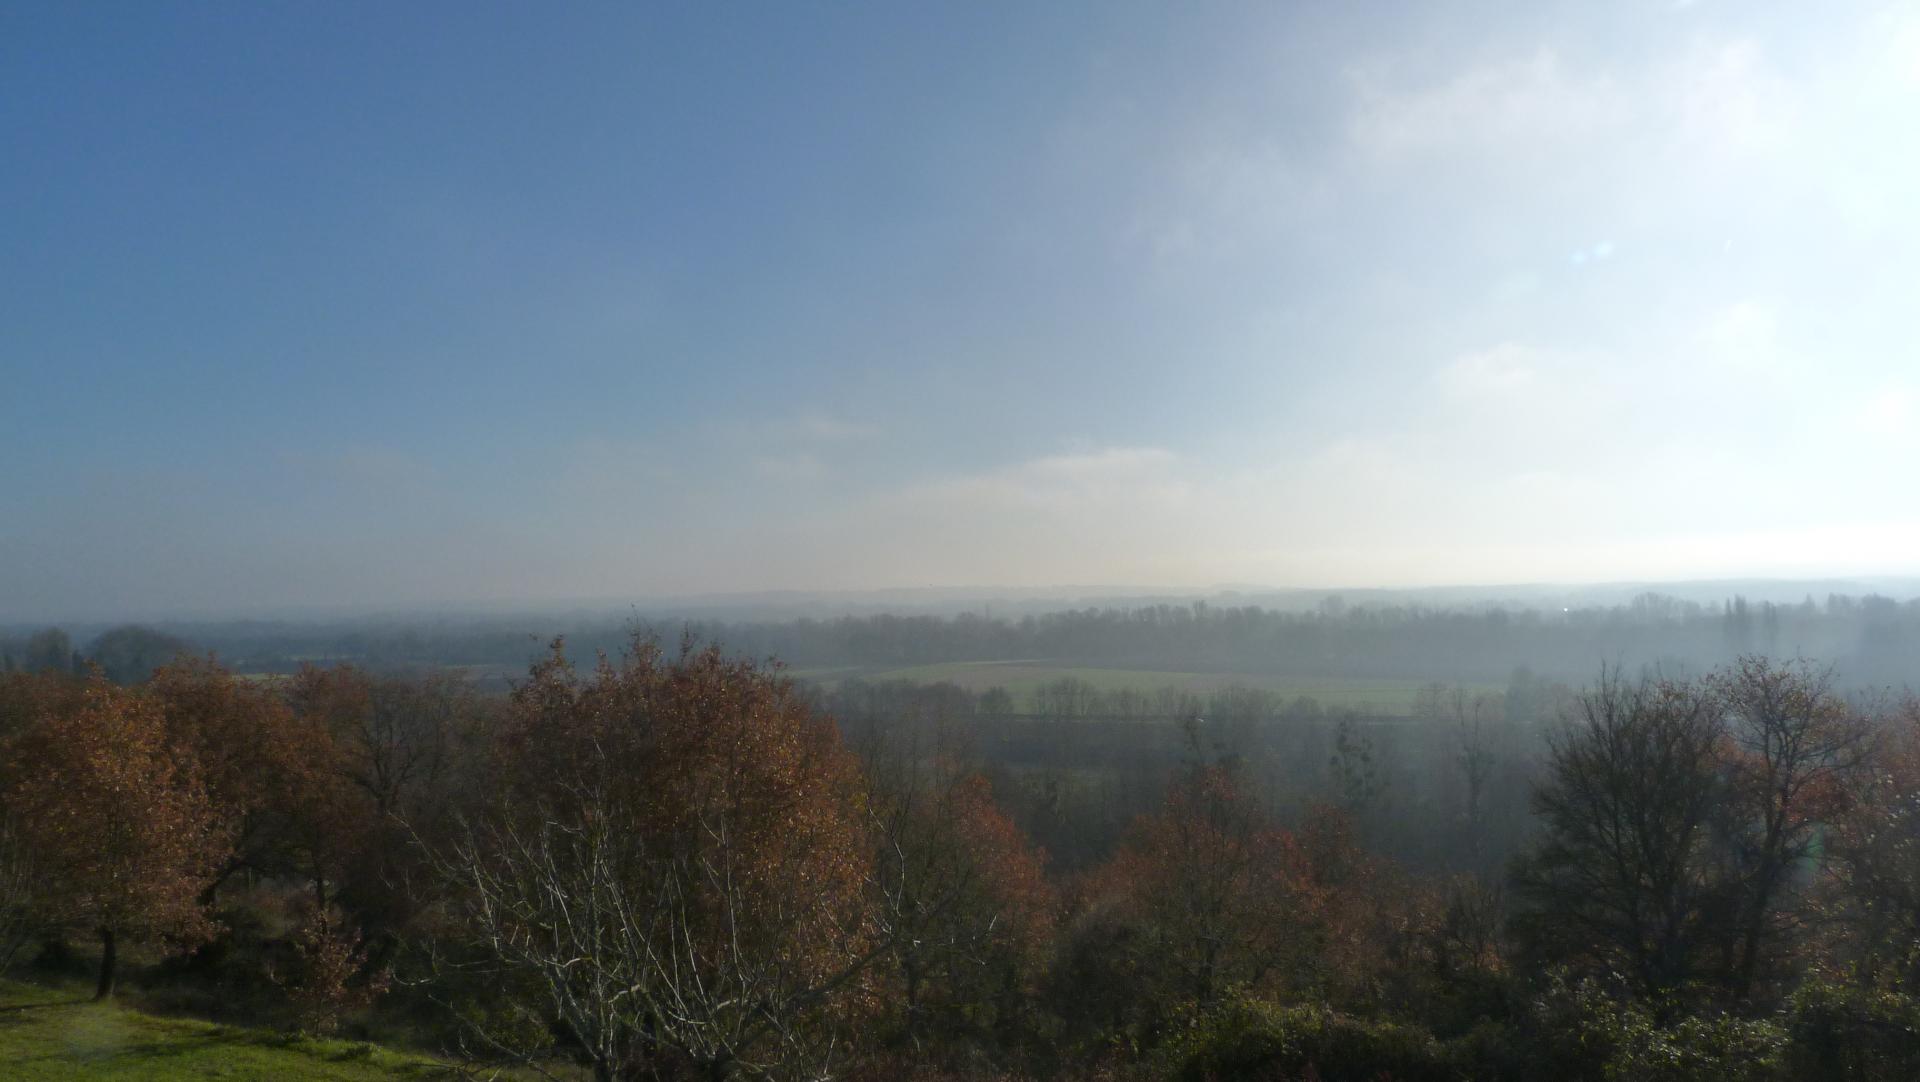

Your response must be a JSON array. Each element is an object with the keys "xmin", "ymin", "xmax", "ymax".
[
  {"xmin": 8, "ymin": 590, "xmax": 1919, "ymax": 686},
  {"xmin": 695, "ymin": 593, "xmax": 1920, "ymax": 686}
]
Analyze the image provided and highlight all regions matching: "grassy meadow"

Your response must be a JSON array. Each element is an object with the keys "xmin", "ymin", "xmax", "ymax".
[
  {"xmin": 0, "ymin": 980, "xmax": 456, "ymax": 1081},
  {"xmin": 791, "ymin": 660, "xmax": 1498, "ymax": 715}
]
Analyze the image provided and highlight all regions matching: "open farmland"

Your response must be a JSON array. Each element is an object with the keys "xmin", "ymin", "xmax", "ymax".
[{"xmin": 790, "ymin": 660, "xmax": 1501, "ymax": 715}]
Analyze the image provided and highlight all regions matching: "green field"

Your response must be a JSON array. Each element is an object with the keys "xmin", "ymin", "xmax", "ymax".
[
  {"xmin": 0, "ymin": 980, "xmax": 446, "ymax": 1081},
  {"xmin": 792, "ymin": 661, "xmax": 1497, "ymax": 715}
]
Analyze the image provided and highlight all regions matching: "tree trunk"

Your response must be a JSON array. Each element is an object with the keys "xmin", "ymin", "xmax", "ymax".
[
  {"xmin": 903, "ymin": 954, "xmax": 922, "ymax": 1044},
  {"xmin": 94, "ymin": 926, "xmax": 117, "ymax": 1001},
  {"xmin": 1735, "ymin": 892, "xmax": 1769, "ymax": 1000},
  {"xmin": 1735, "ymin": 844, "xmax": 1784, "ymax": 1000}
]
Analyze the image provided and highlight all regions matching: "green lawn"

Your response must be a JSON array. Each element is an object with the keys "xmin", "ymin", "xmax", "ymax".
[
  {"xmin": 794, "ymin": 660, "xmax": 1497, "ymax": 715},
  {"xmin": 0, "ymin": 980, "xmax": 446, "ymax": 1080}
]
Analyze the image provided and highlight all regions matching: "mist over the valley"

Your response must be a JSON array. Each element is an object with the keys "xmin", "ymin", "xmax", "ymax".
[
  {"xmin": 12, "ymin": 2, "xmax": 1920, "ymax": 1078},
  {"xmin": 13, "ymin": 577, "xmax": 1920, "ymax": 693}
]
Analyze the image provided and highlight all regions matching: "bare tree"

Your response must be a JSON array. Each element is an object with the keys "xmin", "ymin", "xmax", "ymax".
[
  {"xmin": 1510, "ymin": 668, "xmax": 1728, "ymax": 998},
  {"xmin": 291, "ymin": 666, "xmax": 460, "ymax": 822},
  {"xmin": 435, "ymin": 771, "xmax": 887, "ymax": 1081},
  {"xmin": 1439, "ymin": 686, "xmax": 1503, "ymax": 873},
  {"xmin": 1710, "ymin": 656, "xmax": 1870, "ymax": 999},
  {"xmin": 423, "ymin": 637, "xmax": 884, "ymax": 1081}
]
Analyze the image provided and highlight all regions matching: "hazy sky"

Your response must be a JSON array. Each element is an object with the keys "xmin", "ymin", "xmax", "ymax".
[{"xmin": 5, "ymin": 2, "xmax": 1920, "ymax": 619}]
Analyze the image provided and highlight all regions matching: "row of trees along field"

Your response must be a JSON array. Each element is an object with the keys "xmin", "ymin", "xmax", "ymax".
[{"xmin": 6, "ymin": 640, "xmax": 1920, "ymax": 1080}]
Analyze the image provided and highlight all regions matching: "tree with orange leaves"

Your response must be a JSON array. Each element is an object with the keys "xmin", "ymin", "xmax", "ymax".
[
  {"xmin": 868, "ymin": 756, "xmax": 1054, "ymax": 1054},
  {"xmin": 146, "ymin": 657, "xmax": 340, "ymax": 900},
  {"xmin": 430, "ymin": 635, "xmax": 882, "ymax": 1081},
  {"xmin": 0, "ymin": 671, "xmax": 81, "ymax": 977},
  {"xmin": 1066, "ymin": 760, "xmax": 1325, "ymax": 1040},
  {"xmin": 1816, "ymin": 696, "xmax": 1920, "ymax": 987},
  {"xmin": 6, "ymin": 678, "xmax": 229, "ymax": 999}
]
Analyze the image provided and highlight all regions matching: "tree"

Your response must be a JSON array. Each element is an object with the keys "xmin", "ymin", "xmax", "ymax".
[
  {"xmin": 286, "ymin": 664, "xmax": 472, "ymax": 931},
  {"xmin": 1033, "ymin": 677, "xmax": 1101, "ymax": 720},
  {"xmin": 1329, "ymin": 717, "xmax": 1380, "ymax": 815},
  {"xmin": 6, "ymin": 678, "xmax": 228, "ymax": 998},
  {"xmin": 86, "ymin": 625, "xmax": 191, "ymax": 684},
  {"xmin": 148, "ymin": 657, "xmax": 338, "ymax": 900},
  {"xmin": 1821, "ymin": 696, "xmax": 1920, "ymax": 987},
  {"xmin": 1510, "ymin": 669, "xmax": 1728, "ymax": 999},
  {"xmin": 429, "ymin": 637, "xmax": 882, "ymax": 1081},
  {"xmin": 288, "ymin": 664, "xmax": 461, "ymax": 823},
  {"xmin": 0, "ymin": 810, "xmax": 41, "ymax": 977},
  {"xmin": 0, "ymin": 671, "xmax": 77, "ymax": 973},
  {"xmin": 1082, "ymin": 762, "xmax": 1323, "ymax": 1015},
  {"xmin": 21, "ymin": 628, "xmax": 72, "ymax": 674},
  {"xmin": 0, "ymin": 669, "xmax": 82, "ymax": 749},
  {"xmin": 867, "ymin": 751, "xmax": 1053, "ymax": 1054},
  {"xmin": 1710, "ymin": 657, "xmax": 1868, "ymax": 999},
  {"xmin": 1414, "ymin": 684, "xmax": 1506, "ymax": 874}
]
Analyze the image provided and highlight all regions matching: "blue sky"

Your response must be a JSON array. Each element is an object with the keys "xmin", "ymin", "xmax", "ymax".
[{"xmin": 5, "ymin": 2, "xmax": 1920, "ymax": 618}]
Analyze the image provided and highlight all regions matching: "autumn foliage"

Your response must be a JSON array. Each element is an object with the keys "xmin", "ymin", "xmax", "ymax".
[
  {"xmin": 869, "ymin": 761, "xmax": 1056, "ymax": 1055},
  {"xmin": 6, "ymin": 677, "xmax": 228, "ymax": 997},
  {"xmin": 7, "ymin": 642, "xmax": 1918, "ymax": 1080},
  {"xmin": 435, "ymin": 636, "xmax": 881, "ymax": 1079},
  {"xmin": 147, "ymin": 658, "xmax": 338, "ymax": 896},
  {"xmin": 1099, "ymin": 764, "xmax": 1324, "ymax": 1006},
  {"xmin": 0, "ymin": 661, "xmax": 403, "ymax": 1014}
]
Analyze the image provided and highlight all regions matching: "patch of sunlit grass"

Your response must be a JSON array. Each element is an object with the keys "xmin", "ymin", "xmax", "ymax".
[{"xmin": 0, "ymin": 979, "xmax": 446, "ymax": 1080}]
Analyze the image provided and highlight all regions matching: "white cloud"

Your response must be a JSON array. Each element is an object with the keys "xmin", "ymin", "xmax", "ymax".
[
  {"xmin": 1133, "ymin": 140, "xmax": 1324, "ymax": 264},
  {"xmin": 1859, "ymin": 386, "xmax": 1917, "ymax": 442},
  {"xmin": 1673, "ymin": 39, "xmax": 1799, "ymax": 156},
  {"xmin": 1348, "ymin": 49, "xmax": 1629, "ymax": 159},
  {"xmin": 1345, "ymin": 35, "xmax": 1802, "ymax": 186},
  {"xmin": 1700, "ymin": 300, "xmax": 1778, "ymax": 355},
  {"xmin": 1437, "ymin": 343, "xmax": 1539, "ymax": 400},
  {"xmin": 1694, "ymin": 301, "xmax": 1787, "ymax": 380},
  {"xmin": 1894, "ymin": 18, "xmax": 1920, "ymax": 88}
]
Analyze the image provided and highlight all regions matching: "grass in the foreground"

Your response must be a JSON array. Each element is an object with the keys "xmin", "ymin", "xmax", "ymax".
[{"xmin": 0, "ymin": 979, "xmax": 450, "ymax": 1080}]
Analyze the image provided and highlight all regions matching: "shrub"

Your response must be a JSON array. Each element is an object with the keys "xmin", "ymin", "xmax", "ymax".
[
  {"xmin": 268, "ymin": 902, "xmax": 389, "ymax": 1035},
  {"xmin": 1161, "ymin": 995, "xmax": 1452, "ymax": 1082},
  {"xmin": 1782, "ymin": 980, "xmax": 1920, "ymax": 1081},
  {"xmin": 1524, "ymin": 974, "xmax": 1784, "ymax": 1082}
]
